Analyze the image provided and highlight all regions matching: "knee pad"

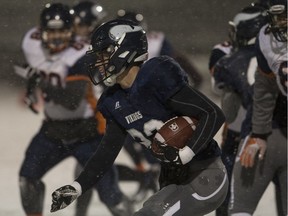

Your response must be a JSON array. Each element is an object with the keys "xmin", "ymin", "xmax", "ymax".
[{"xmin": 19, "ymin": 177, "xmax": 45, "ymax": 214}]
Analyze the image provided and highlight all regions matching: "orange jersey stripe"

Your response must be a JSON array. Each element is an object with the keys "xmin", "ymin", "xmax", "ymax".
[
  {"xmin": 85, "ymin": 81, "xmax": 106, "ymax": 135},
  {"xmin": 66, "ymin": 75, "xmax": 91, "ymax": 82}
]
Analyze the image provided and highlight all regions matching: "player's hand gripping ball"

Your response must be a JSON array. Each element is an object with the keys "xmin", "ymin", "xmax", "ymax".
[{"xmin": 151, "ymin": 116, "xmax": 198, "ymax": 165}]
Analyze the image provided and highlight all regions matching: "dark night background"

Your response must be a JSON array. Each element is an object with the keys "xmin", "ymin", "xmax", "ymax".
[{"xmin": 1, "ymin": 0, "xmax": 255, "ymax": 84}]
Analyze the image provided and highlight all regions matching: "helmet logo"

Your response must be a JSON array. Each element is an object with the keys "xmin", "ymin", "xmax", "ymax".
[
  {"xmin": 109, "ymin": 25, "xmax": 142, "ymax": 40},
  {"xmin": 232, "ymin": 12, "xmax": 261, "ymax": 26},
  {"xmin": 118, "ymin": 51, "xmax": 129, "ymax": 58}
]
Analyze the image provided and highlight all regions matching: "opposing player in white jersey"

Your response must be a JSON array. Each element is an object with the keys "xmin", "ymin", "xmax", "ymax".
[
  {"xmin": 17, "ymin": 3, "xmax": 132, "ymax": 216},
  {"xmin": 229, "ymin": 0, "xmax": 287, "ymax": 215}
]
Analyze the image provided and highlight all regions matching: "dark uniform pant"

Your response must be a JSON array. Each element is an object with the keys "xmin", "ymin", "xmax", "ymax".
[{"xmin": 134, "ymin": 157, "xmax": 228, "ymax": 216}]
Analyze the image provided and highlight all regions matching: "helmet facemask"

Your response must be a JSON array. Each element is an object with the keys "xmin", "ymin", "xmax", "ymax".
[
  {"xmin": 87, "ymin": 21, "xmax": 148, "ymax": 86},
  {"xmin": 268, "ymin": 4, "xmax": 287, "ymax": 42},
  {"xmin": 88, "ymin": 45, "xmax": 118, "ymax": 86},
  {"xmin": 42, "ymin": 28, "xmax": 73, "ymax": 53}
]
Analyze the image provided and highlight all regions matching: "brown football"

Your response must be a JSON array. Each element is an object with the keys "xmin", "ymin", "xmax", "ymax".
[{"xmin": 152, "ymin": 116, "xmax": 198, "ymax": 151}]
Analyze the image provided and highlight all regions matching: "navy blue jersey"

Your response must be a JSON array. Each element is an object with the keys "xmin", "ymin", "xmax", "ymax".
[
  {"xmin": 98, "ymin": 56, "xmax": 188, "ymax": 147},
  {"xmin": 214, "ymin": 45, "xmax": 256, "ymax": 108},
  {"xmin": 214, "ymin": 45, "xmax": 257, "ymax": 137},
  {"xmin": 209, "ymin": 41, "xmax": 233, "ymax": 71}
]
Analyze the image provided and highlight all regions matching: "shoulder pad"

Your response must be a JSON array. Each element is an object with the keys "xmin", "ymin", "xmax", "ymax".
[{"xmin": 140, "ymin": 56, "xmax": 188, "ymax": 101}]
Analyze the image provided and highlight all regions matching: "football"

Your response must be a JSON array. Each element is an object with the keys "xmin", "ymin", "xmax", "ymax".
[{"xmin": 152, "ymin": 116, "xmax": 198, "ymax": 151}]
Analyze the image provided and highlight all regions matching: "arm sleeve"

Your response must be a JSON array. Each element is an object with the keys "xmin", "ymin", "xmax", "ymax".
[
  {"xmin": 252, "ymin": 70, "xmax": 279, "ymax": 139},
  {"xmin": 75, "ymin": 118, "xmax": 127, "ymax": 193},
  {"xmin": 167, "ymin": 84, "xmax": 225, "ymax": 154}
]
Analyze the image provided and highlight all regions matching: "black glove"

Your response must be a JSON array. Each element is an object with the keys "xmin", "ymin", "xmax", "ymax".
[
  {"xmin": 150, "ymin": 140, "xmax": 182, "ymax": 165},
  {"xmin": 24, "ymin": 73, "xmax": 42, "ymax": 114},
  {"xmin": 50, "ymin": 185, "xmax": 79, "ymax": 213}
]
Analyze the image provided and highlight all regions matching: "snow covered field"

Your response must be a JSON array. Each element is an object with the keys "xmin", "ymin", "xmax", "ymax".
[{"xmin": 0, "ymin": 71, "xmax": 278, "ymax": 216}]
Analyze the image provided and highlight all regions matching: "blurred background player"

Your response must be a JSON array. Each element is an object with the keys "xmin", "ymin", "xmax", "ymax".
[
  {"xmin": 229, "ymin": 0, "xmax": 287, "ymax": 215},
  {"xmin": 208, "ymin": 18, "xmax": 234, "ymax": 96},
  {"xmin": 16, "ymin": 3, "xmax": 132, "ymax": 216},
  {"xmin": 208, "ymin": 0, "xmax": 270, "ymax": 94},
  {"xmin": 72, "ymin": 0, "xmax": 106, "ymax": 43},
  {"xmin": 212, "ymin": 3, "xmax": 268, "ymax": 215}
]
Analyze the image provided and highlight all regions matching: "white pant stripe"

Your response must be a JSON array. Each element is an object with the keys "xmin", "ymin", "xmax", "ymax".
[
  {"xmin": 191, "ymin": 170, "xmax": 227, "ymax": 201},
  {"xmin": 163, "ymin": 200, "xmax": 180, "ymax": 216}
]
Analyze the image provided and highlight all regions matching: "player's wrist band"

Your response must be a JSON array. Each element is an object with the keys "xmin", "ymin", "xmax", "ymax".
[{"xmin": 71, "ymin": 181, "xmax": 82, "ymax": 196}]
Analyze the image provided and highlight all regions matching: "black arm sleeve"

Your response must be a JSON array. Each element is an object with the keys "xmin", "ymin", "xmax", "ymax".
[
  {"xmin": 75, "ymin": 119, "xmax": 127, "ymax": 193},
  {"xmin": 42, "ymin": 80, "xmax": 87, "ymax": 110},
  {"xmin": 167, "ymin": 84, "xmax": 225, "ymax": 154}
]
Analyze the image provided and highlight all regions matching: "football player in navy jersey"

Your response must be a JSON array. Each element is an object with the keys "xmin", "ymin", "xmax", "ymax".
[
  {"xmin": 116, "ymin": 9, "xmax": 204, "ymax": 202},
  {"xmin": 72, "ymin": 2, "xmax": 159, "ymax": 209},
  {"xmin": 212, "ymin": 4, "xmax": 268, "ymax": 215},
  {"xmin": 17, "ymin": 4, "xmax": 132, "ymax": 216},
  {"xmin": 50, "ymin": 19, "xmax": 228, "ymax": 216},
  {"xmin": 229, "ymin": 0, "xmax": 287, "ymax": 215}
]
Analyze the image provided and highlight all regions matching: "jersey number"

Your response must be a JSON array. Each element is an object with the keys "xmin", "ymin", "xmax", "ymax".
[{"xmin": 127, "ymin": 119, "xmax": 164, "ymax": 147}]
